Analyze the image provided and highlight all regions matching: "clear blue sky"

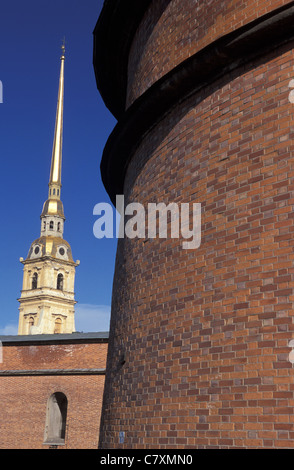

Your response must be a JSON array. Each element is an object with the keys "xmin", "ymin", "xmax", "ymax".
[{"xmin": 0, "ymin": 1, "xmax": 118, "ymax": 333}]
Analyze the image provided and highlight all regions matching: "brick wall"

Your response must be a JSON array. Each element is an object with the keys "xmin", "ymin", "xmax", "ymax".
[
  {"xmin": 126, "ymin": 0, "xmax": 293, "ymax": 107},
  {"xmin": 0, "ymin": 341, "xmax": 107, "ymax": 371},
  {"xmin": 0, "ymin": 336, "xmax": 107, "ymax": 449},
  {"xmin": 98, "ymin": 0, "xmax": 294, "ymax": 449}
]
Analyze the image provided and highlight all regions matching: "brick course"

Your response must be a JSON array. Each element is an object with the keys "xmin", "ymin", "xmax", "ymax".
[{"xmin": 127, "ymin": 0, "xmax": 294, "ymax": 106}]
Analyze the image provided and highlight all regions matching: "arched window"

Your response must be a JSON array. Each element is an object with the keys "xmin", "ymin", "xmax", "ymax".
[
  {"xmin": 44, "ymin": 392, "xmax": 68, "ymax": 445},
  {"xmin": 49, "ymin": 221, "xmax": 54, "ymax": 230},
  {"xmin": 32, "ymin": 272, "xmax": 38, "ymax": 290},
  {"xmin": 43, "ymin": 221, "xmax": 46, "ymax": 230},
  {"xmin": 54, "ymin": 318, "xmax": 62, "ymax": 334},
  {"xmin": 28, "ymin": 316, "xmax": 34, "ymax": 333},
  {"xmin": 53, "ymin": 189, "xmax": 56, "ymax": 195},
  {"xmin": 57, "ymin": 273, "xmax": 63, "ymax": 291},
  {"xmin": 57, "ymin": 222, "xmax": 61, "ymax": 232}
]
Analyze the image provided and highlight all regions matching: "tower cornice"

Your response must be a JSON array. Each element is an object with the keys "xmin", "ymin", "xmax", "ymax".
[
  {"xmin": 20, "ymin": 256, "xmax": 79, "ymax": 268},
  {"xmin": 17, "ymin": 294, "xmax": 77, "ymax": 305},
  {"xmin": 93, "ymin": 0, "xmax": 151, "ymax": 119}
]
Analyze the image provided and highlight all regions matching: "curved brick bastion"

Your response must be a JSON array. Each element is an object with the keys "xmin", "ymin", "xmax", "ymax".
[{"xmin": 94, "ymin": 0, "xmax": 294, "ymax": 448}]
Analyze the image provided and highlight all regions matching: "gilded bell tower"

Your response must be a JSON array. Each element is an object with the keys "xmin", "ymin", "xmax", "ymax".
[{"xmin": 18, "ymin": 44, "xmax": 80, "ymax": 335}]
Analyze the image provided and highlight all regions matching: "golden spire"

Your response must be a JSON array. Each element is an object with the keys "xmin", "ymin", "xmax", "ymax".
[{"xmin": 48, "ymin": 42, "xmax": 65, "ymax": 200}]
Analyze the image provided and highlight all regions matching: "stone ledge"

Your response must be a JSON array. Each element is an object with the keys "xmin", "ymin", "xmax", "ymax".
[
  {"xmin": 98, "ymin": 3, "xmax": 294, "ymax": 205},
  {"xmin": 0, "ymin": 368, "xmax": 106, "ymax": 376}
]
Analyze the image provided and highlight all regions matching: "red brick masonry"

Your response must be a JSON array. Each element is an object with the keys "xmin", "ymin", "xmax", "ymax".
[
  {"xmin": 94, "ymin": 0, "xmax": 294, "ymax": 448},
  {"xmin": 0, "ymin": 333, "xmax": 108, "ymax": 449}
]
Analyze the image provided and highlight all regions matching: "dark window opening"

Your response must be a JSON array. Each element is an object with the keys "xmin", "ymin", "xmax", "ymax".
[
  {"xmin": 32, "ymin": 272, "xmax": 38, "ymax": 290},
  {"xmin": 49, "ymin": 221, "xmax": 54, "ymax": 230},
  {"xmin": 57, "ymin": 273, "xmax": 63, "ymax": 291}
]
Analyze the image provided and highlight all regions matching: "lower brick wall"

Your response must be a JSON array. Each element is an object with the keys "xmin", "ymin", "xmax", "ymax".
[
  {"xmin": 0, "ymin": 374, "xmax": 105, "ymax": 449},
  {"xmin": 0, "ymin": 335, "xmax": 108, "ymax": 449}
]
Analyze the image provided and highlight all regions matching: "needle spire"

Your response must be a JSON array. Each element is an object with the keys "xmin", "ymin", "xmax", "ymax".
[{"xmin": 48, "ymin": 42, "xmax": 65, "ymax": 200}]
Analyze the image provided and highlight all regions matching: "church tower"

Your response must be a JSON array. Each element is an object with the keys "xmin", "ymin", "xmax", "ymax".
[{"xmin": 18, "ymin": 44, "xmax": 79, "ymax": 335}]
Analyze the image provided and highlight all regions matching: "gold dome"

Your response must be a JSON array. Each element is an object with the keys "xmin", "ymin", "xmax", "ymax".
[
  {"xmin": 41, "ymin": 199, "xmax": 65, "ymax": 218},
  {"xmin": 26, "ymin": 236, "xmax": 74, "ymax": 263}
]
